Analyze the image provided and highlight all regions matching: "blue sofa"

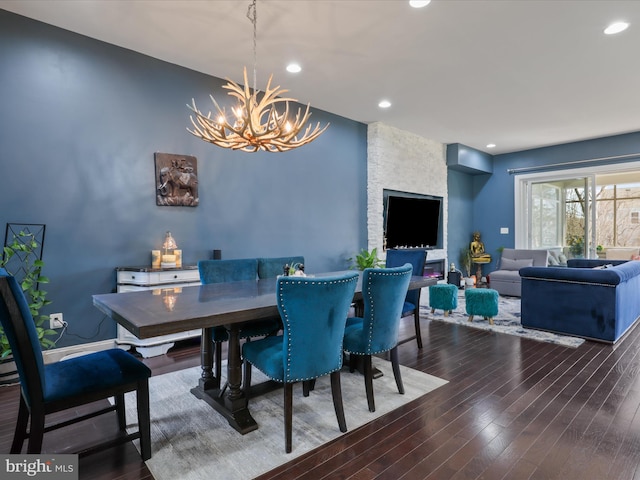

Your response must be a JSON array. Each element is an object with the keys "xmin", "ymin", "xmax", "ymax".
[{"xmin": 519, "ymin": 259, "xmax": 640, "ymax": 343}]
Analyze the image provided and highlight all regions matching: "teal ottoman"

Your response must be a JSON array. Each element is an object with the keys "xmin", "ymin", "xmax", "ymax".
[
  {"xmin": 465, "ymin": 288, "xmax": 499, "ymax": 325},
  {"xmin": 429, "ymin": 284, "xmax": 458, "ymax": 316}
]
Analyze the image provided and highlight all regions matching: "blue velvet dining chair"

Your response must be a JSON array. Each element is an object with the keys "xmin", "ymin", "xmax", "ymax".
[
  {"xmin": 257, "ymin": 256, "xmax": 305, "ymax": 279},
  {"xmin": 242, "ymin": 271, "xmax": 359, "ymax": 453},
  {"xmin": 0, "ymin": 268, "xmax": 152, "ymax": 459},
  {"xmin": 343, "ymin": 263, "xmax": 412, "ymax": 412},
  {"xmin": 385, "ymin": 248, "xmax": 427, "ymax": 348},
  {"xmin": 197, "ymin": 259, "xmax": 280, "ymax": 388}
]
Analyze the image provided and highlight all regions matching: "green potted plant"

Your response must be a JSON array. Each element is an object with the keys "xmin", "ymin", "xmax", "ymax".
[
  {"xmin": 0, "ymin": 230, "xmax": 56, "ymax": 362},
  {"xmin": 459, "ymin": 246, "xmax": 472, "ymax": 278},
  {"xmin": 348, "ymin": 248, "xmax": 385, "ymax": 270},
  {"xmin": 567, "ymin": 234, "xmax": 585, "ymax": 258}
]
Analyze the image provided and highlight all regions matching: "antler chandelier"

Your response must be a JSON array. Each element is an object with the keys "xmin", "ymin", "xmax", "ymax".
[{"xmin": 187, "ymin": 0, "xmax": 328, "ymax": 153}]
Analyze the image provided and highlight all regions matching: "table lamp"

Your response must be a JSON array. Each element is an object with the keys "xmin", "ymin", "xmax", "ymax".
[{"xmin": 161, "ymin": 231, "xmax": 178, "ymax": 267}]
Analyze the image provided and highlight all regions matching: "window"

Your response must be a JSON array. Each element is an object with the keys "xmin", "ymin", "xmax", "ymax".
[
  {"xmin": 515, "ymin": 161, "xmax": 640, "ymax": 256},
  {"xmin": 595, "ymin": 178, "xmax": 640, "ymax": 247}
]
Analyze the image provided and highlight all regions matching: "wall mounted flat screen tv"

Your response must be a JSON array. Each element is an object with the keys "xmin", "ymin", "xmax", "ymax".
[{"xmin": 383, "ymin": 189, "xmax": 443, "ymax": 249}]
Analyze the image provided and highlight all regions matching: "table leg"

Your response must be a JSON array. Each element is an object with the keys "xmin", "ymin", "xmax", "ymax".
[
  {"xmin": 191, "ymin": 324, "xmax": 258, "ymax": 434},
  {"xmin": 197, "ymin": 327, "xmax": 219, "ymax": 390}
]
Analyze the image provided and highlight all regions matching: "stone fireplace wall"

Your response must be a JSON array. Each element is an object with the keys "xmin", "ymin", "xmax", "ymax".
[{"xmin": 367, "ymin": 122, "xmax": 448, "ymax": 264}]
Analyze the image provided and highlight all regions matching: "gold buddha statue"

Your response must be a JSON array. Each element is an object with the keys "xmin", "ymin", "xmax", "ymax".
[{"xmin": 470, "ymin": 232, "xmax": 491, "ymax": 261}]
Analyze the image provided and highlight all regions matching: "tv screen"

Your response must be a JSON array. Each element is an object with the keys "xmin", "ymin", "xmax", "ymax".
[{"xmin": 384, "ymin": 191, "xmax": 442, "ymax": 249}]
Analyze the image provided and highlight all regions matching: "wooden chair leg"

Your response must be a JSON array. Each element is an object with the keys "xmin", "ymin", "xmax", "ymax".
[
  {"xmin": 137, "ymin": 380, "xmax": 152, "ymax": 461},
  {"xmin": 284, "ymin": 383, "xmax": 293, "ymax": 453},
  {"xmin": 115, "ymin": 393, "xmax": 126, "ymax": 430},
  {"xmin": 243, "ymin": 360, "xmax": 252, "ymax": 396},
  {"xmin": 363, "ymin": 354, "xmax": 375, "ymax": 412},
  {"xmin": 26, "ymin": 405, "xmax": 45, "ymax": 454},
  {"xmin": 11, "ymin": 394, "xmax": 29, "ymax": 453},
  {"xmin": 302, "ymin": 379, "xmax": 316, "ymax": 397},
  {"xmin": 390, "ymin": 346, "xmax": 405, "ymax": 395},
  {"xmin": 349, "ymin": 353, "xmax": 356, "ymax": 373},
  {"xmin": 330, "ymin": 371, "xmax": 347, "ymax": 433},
  {"xmin": 414, "ymin": 309, "xmax": 423, "ymax": 349}
]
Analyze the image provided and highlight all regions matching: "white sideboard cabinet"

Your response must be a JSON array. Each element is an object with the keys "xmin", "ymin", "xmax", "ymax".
[{"xmin": 116, "ymin": 265, "xmax": 201, "ymax": 357}]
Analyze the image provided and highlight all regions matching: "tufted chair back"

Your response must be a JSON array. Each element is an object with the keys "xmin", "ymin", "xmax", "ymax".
[
  {"xmin": 198, "ymin": 258, "xmax": 258, "ymax": 283},
  {"xmin": 278, "ymin": 272, "xmax": 358, "ymax": 382},
  {"xmin": 385, "ymin": 249, "xmax": 426, "ymax": 306},
  {"xmin": 384, "ymin": 248, "xmax": 427, "ymax": 348},
  {"xmin": 350, "ymin": 263, "xmax": 413, "ymax": 355},
  {"xmin": 342, "ymin": 263, "xmax": 412, "ymax": 412},
  {"xmin": 257, "ymin": 256, "xmax": 305, "ymax": 279},
  {"xmin": 242, "ymin": 270, "xmax": 358, "ymax": 452}
]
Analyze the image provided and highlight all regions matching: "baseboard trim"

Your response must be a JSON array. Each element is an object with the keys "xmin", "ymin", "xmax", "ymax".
[{"xmin": 43, "ymin": 340, "xmax": 118, "ymax": 363}]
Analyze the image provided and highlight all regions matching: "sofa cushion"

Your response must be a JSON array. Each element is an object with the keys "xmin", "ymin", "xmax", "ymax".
[
  {"xmin": 500, "ymin": 258, "xmax": 533, "ymax": 271},
  {"xmin": 488, "ymin": 270, "xmax": 521, "ymax": 282}
]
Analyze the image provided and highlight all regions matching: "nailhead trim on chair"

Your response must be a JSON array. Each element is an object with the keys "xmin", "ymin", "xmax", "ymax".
[
  {"xmin": 345, "ymin": 269, "xmax": 410, "ymax": 356},
  {"xmin": 278, "ymin": 276, "xmax": 357, "ymax": 382}
]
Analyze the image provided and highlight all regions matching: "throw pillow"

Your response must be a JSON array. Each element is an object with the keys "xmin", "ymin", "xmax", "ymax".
[
  {"xmin": 592, "ymin": 264, "xmax": 614, "ymax": 270},
  {"xmin": 548, "ymin": 255, "xmax": 559, "ymax": 266},
  {"xmin": 500, "ymin": 258, "xmax": 534, "ymax": 271}
]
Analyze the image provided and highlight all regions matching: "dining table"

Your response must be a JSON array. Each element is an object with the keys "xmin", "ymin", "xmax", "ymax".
[{"xmin": 92, "ymin": 271, "xmax": 436, "ymax": 434}]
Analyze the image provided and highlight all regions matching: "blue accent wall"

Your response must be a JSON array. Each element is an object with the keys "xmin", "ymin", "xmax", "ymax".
[
  {"xmin": 446, "ymin": 169, "xmax": 474, "ymax": 274},
  {"xmin": 0, "ymin": 11, "xmax": 367, "ymax": 348},
  {"xmin": 447, "ymin": 143, "xmax": 493, "ymax": 174}
]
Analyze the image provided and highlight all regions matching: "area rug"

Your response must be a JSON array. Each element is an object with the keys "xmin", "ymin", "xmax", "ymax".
[
  {"xmin": 421, "ymin": 289, "xmax": 585, "ymax": 348},
  {"xmin": 122, "ymin": 360, "xmax": 448, "ymax": 480}
]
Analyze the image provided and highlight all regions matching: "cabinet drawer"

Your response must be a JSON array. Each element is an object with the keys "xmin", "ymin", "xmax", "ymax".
[
  {"xmin": 158, "ymin": 270, "xmax": 200, "ymax": 284},
  {"xmin": 117, "ymin": 268, "xmax": 200, "ymax": 287},
  {"xmin": 117, "ymin": 271, "xmax": 152, "ymax": 285}
]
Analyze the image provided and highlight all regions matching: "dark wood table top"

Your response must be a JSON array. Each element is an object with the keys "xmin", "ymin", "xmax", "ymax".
[{"xmin": 93, "ymin": 272, "xmax": 435, "ymax": 339}]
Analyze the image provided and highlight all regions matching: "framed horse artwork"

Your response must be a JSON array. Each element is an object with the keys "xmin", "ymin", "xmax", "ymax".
[{"xmin": 154, "ymin": 152, "xmax": 199, "ymax": 207}]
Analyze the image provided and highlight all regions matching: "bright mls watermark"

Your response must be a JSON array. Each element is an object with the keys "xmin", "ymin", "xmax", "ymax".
[{"xmin": 1, "ymin": 455, "xmax": 78, "ymax": 479}]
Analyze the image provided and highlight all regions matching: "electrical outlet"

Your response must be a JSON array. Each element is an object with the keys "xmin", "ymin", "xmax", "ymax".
[{"xmin": 50, "ymin": 313, "xmax": 64, "ymax": 329}]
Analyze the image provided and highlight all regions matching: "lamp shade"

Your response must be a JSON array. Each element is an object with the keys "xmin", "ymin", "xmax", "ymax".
[{"xmin": 162, "ymin": 231, "xmax": 177, "ymax": 251}]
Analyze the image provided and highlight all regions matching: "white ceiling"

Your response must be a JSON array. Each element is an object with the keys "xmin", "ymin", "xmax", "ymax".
[{"xmin": 3, "ymin": 0, "xmax": 640, "ymax": 155}]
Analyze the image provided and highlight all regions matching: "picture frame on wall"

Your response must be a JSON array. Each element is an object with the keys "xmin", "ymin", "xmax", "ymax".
[{"xmin": 155, "ymin": 152, "xmax": 199, "ymax": 207}]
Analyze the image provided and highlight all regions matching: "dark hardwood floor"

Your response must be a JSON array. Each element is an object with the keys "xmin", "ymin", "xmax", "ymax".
[{"xmin": 3, "ymin": 316, "xmax": 640, "ymax": 479}]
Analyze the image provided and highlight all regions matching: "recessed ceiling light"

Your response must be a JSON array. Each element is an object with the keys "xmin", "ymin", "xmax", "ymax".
[
  {"xmin": 378, "ymin": 100, "xmax": 392, "ymax": 109},
  {"xmin": 286, "ymin": 63, "xmax": 302, "ymax": 73},
  {"xmin": 604, "ymin": 22, "xmax": 629, "ymax": 35},
  {"xmin": 486, "ymin": 143, "xmax": 496, "ymax": 149},
  {"xmin": 409, "ymin": 0, "xmax": 431, "ymax": 8}
]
